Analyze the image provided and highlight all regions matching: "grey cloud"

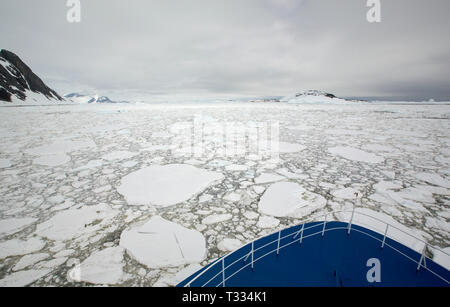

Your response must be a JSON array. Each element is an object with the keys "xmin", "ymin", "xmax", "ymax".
[{"xmin": 1, "ymin": 0, "xmax": 449, "ymax": 100}]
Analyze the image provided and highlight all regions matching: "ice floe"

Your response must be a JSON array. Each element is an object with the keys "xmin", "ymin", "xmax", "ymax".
[
  {"xmin": 13, "ymin": 253, "xmax": 49, "ymax": 271},
  {"xmin": 35, "ymin": 204, "xmax": 119, "ymax": 241},
  {"xmin": 202, "ymin": 214, "xmax": 233, "ymax": 225},
  {"xmin": 329, "ymin": 146, "xmax": 384, "ymax": 163},
  {"xmin": 217, "ymin": 238, "xmax": 243, "ymax": 252},
  {"xmin": 256, "ymin": 216, "xmax": 280, "ymax": 229},
  {"xmin": 258, "ymin": 182, "xmax": 327, "ymax": 218},
  {"xmin": 331, "ymin": 187, "xmax": 359, "ymax": 200},
  {"xmin": 0, "ymin": 237, "xmax": 45, "ymax": 259},
  {"xmin": 254, "ymin": 173, "xmax": 285, "ymax": 184},
  {"xmin": 414, "ymin": 173, "xmax": 450, "ymax": 188},
  {"xmin": 0, "ymin": 158, "xmax": 12, "ymax": 168},
  {"xmin": 67, "ymin": 247, "xmax": 125, "ymax": 285},
  {"xmin": 117, "ymin": 164, "xmax": 224, "ymax": 207},
  {"xmin": 153, "ymin": 263, "xmax": 203, "ymax": 287},
  {"xmin": 0, "ymin": 218, "xmax": 37, "ymax": 237},
  {"xmin": 120, "ymin": 216, "xmax": 206, "ymax": 268},
  {"xmin": 102, "ymin": 151, "xmax": 138, "ymax": 161},
  {"xmin": 33, "ymin": 154, "xmax": 70, "ymax": 167},
  {"xmin": 0, "ymin": 269, "xmax": 50, "ymax": 287}
]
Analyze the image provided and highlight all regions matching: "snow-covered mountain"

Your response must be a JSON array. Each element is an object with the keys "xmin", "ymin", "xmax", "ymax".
[
  {"xmin": 64, "ymin": 93, "xmax": 126, "ymax": 104},
  {"xmin": 280, "ymin": 90, "xmax": 351, "ymax": 104},
  {"xmin": 0, "ymin": 49, "xmax": 63, "ymax": 103}
]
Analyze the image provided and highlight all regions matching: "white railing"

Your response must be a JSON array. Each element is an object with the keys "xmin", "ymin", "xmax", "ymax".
[{"xmin": 185, "ymin": 208, "xmax": 450, "ymax": 287}]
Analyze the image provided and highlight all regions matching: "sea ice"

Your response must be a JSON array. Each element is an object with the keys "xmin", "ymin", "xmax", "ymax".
[
  {"xmin": 25, "ymin": 139, "xmax": 95, "ymax": 155},
  {"xmin": 256, "ymin": 216, "xmax": 280, "ymax": 229},
  {"xmin": 331, "ymin": 187, "xmax": 359, "ymax": 200},
  {"xmin": 202, "ymin": 214, "xmax": 233, "ymax": 225},
  {"xmin": 153, "ymin": 263, "xmax": 203, "ymax": 287},
  {"xmin": 0, "ymin": 269, "xmax": 50, "ymax": 287},
  {"xmin": 254, "ymin": 173, "xmax": 285, "ymax": 184},
  {"xmin": 35, "ymin": 204, "xmax": 119, "ymax": 241},
  {"xmin": 258, "ymin": 182, "xmax": 326, "ymax": 218},
  {"xmin": 102, "ymin": 151, "xmax": 138, "ymax": 161},
  {"xmin": 329, "ymin": 146, "xmax": 384, "ymax": 163},
  {"xmin": 13, "ymin": 253, "xmax": 49, "ymax": 271},
  {"xmin": 275, "ymin": 142, "xmax": 306, "ymax": 153},
  {"xmin": 414, "ymin": 173, "xmax": 450, "ymax": 188},
  {"xmin": 67, "ymin": 247, "xmax": 125, "ymax": 285},
  {"xmin": 0, "ymin": 218, "xmax": 37, "ymax": 237},
  {"xmin": 119, "ymin": 216, "xmax": 206, "ymax": 268},
  {"xmin": 217, "ymin": 238, "xmax": 243, "ymax": 252},
  {"xmin": 0, "ymin": 158, "xmax": 12, "ymax": 168},
  {"xmin": 117, "ymin": 164, "xmax": 224, "ymax": 207},
  {"xmin": 0, "ymin": 237, "xmax": 45, "ymax": 259},
  {"xmin": 33, "ymin": 154, "xmax": 70, "ymax": 167}
]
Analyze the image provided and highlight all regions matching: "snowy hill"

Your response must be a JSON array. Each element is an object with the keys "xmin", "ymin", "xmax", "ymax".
[
  {"xmin": 281, "ymin": 90, "xmax": 351, "ymax": 104},
  {"xmin": 64, "ymin": 93, "xmax": 113, "ymax": 104},
  {"xmin": 0, "ymin": 49, "xmax": 63, "ymax": 103},
  {"xmin": 64, "ymin": 93, "xmax": 127, "ymax": 104}
]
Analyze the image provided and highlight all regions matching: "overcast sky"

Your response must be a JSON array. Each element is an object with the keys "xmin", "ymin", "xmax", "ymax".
[{"xmin": 1, "ymin": 0, "xmax": 449, "ymax": 101}]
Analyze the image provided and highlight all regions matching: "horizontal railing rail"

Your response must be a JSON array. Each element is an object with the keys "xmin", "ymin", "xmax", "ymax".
[{"xmin": 184, "ymin": 208, "xmax": 450, "ymax": 287}]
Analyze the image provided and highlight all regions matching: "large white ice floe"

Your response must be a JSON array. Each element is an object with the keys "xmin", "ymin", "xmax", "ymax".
[
  {"xmin": 102, "ymin": 151, "xmax": 138, "ymax": 161},
  {"xmin": 202, "ymin": 214, "xmax": 232, "ymax": 225},
  {"xmin": 217, "ymin": 238, "xmax": 243, "ymax": 252},
  {"xmin": 254, "ymin": 173, "xmax": 285, "ymax": 184},
  {"xmin": 274, "ymin": 142, "xmax": 306, "ymax": 153},
  {"xmin": 258, "ymin": 182, "xmax": 327, "ymax": 218},
  {"xmin": 414, "ymin": 172, "xmax": 450, "ymax": 188},
  {"xmin": 329, "ymin": 146, "xmax": 384, "ymax": 163},
  {"xmin": 0, "ymin": 158, "xmax": 12, "ymax": 168},
  {"xmin": 67, "ymin": 247, "xmax": 125, "ymax": 285},
  {"xmin": 119, "ymin": 216, "xmax": 206, "ymax": 268},
  {"xmin": 117, "ymin": 164, "xmax": 224, "ymax": 207},
  {"xmin": 25, "ymin": 139, "xmax": 95, "ymax": 167},
  {"xmin": 13, "ymin": 253, "xmax": 49, "ymax": 271},
  {"xmin": 25, "ymin": 139, "xmax": 96, "ymax": 155},
  {"xmin": 0, "ymin": 237, "xmax": 45, "ymax": 259},
  {"xmin": 331, "ymin": 187, "xmax": 359, "ymax": 200},
  {"xmin": 369, "ymin": 181, "xmax": 433, "ymax": 213},
  {"xmin": 256, "ymin": 216, "xmax": 280, "ymax": 229},
  {"xmin": 431, "ymin": 247, "xmax": 450, "ymax": 270},
  {"xmin": 0, "ymin": 269, "xmax": 51, "ymax": 287},
  {"xmin": 0, "ymin": 218, "xmax": 37, "ymax": 237},
  {"xmin": 33, "ymin": 154, "xmax": 71, "ymax": 167},
  {"xmin": 35, "ymin": 204, "xmax": 119, "ymax": 241}
]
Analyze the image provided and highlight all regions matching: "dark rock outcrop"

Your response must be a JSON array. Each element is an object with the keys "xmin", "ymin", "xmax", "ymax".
[{"xmin": 0, "ymin": 49, "xmax": 63, "ymax": 102}]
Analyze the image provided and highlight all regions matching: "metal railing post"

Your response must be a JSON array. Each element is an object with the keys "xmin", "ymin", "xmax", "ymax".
[
  {"xmin": 251, "ymin": 241, "xmax": 254, "ymax": 270},
  {"xmin": 322, "ymin": 215, "xmax": 327, "ymax": 237},
  {"xmin": 381, "ymin": 224, "xmax": 389, "ymax": 249},
  {"xmin": 222, "ymin": 258, "xmax": 226, "ymax": 287},
  {"xmin": 417, "ymin": 245, "xmax": 427, "ymax": 271},
  {"xmin": 300, "ymin": 222, "xmax": 304, "ymax": 245},
  {"xmin": 347, "ymin": 206, "xmax": 355, "ymax": 235},
  {"xmin": 277, "ymin": 230, "xmax": 281, "ymax": 255}
]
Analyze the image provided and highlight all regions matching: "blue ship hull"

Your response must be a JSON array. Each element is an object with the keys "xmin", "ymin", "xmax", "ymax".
[{"xmin": 178, "ymin": 221, "xmax": 450, "ymax": 287}]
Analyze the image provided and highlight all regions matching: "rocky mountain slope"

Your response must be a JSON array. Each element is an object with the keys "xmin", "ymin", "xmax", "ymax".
[{"xmin": 0, "ymin": 49, "xmax": 63, "ymax": 103}]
